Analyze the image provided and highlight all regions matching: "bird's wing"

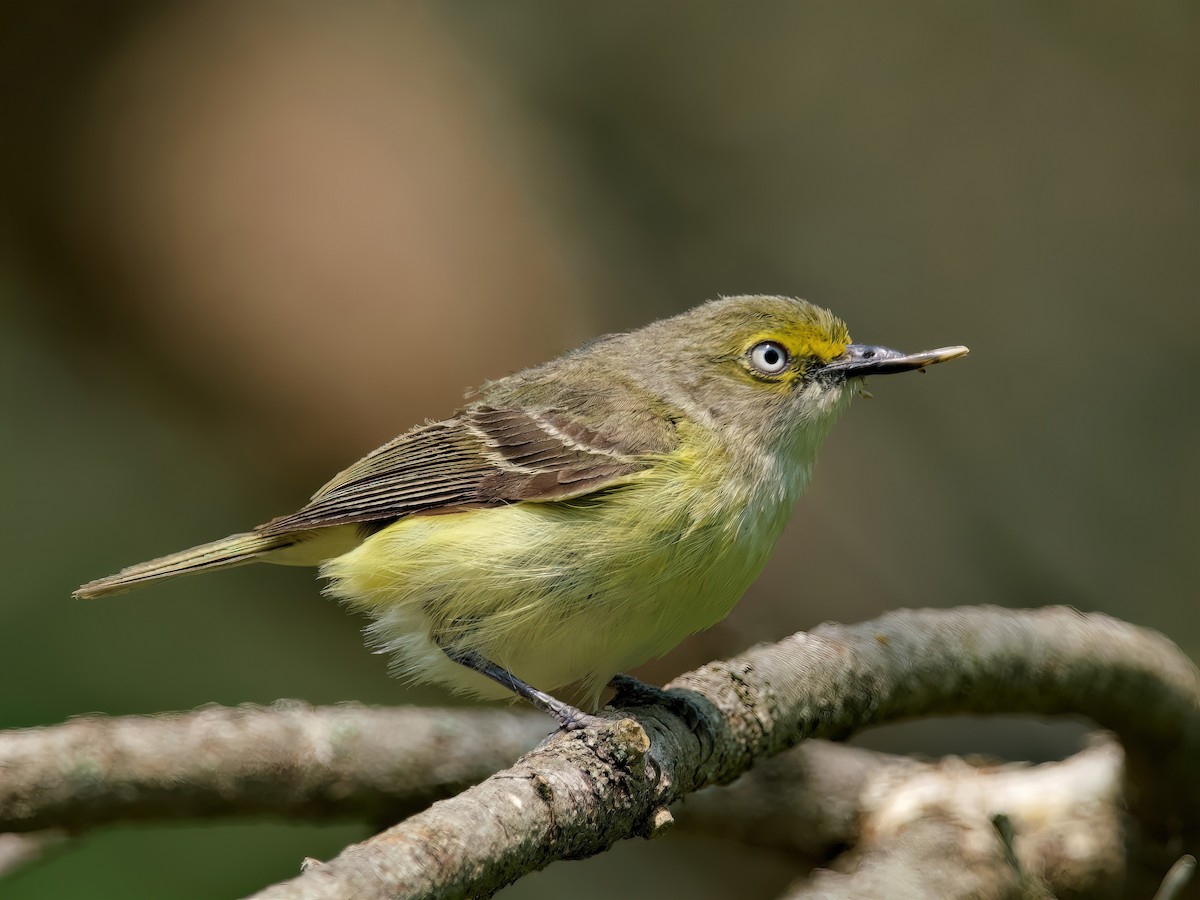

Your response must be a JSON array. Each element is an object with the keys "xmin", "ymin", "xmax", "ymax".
[{"xmin": 255, "ymin": 405, "xmax": 675, "ymax": 536}]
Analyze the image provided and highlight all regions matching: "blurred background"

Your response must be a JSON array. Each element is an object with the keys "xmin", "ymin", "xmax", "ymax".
[{"xmin": 2, "ymin": 1, "xmax": 1196, "ymax": 897}]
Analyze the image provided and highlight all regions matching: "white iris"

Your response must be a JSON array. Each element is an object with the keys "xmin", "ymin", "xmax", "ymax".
[{"xmin": 749, "ymin": 341, "xmax": 789, "ymax": 375}]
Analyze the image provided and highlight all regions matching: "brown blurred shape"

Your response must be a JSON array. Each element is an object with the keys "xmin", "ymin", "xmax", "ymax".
[{"xmin": 48, "ymin": 0, "xmax": 585, "ymax": 467}]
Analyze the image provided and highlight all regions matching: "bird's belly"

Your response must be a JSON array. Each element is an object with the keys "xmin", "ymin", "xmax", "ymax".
[{"xmin": 322, "ymin": 473, "xmax": 791, "ymax": 708}]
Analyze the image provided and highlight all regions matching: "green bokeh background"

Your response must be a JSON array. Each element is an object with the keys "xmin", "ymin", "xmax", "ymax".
[{"xmin": 2, "ymin": 2, "xmax": 1197, "ymax": 897}]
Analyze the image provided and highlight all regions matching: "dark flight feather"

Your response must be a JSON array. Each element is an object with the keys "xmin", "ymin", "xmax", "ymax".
[{"xmin": 255, "ymin": 405, "xmax": 677, "ymax": 536}]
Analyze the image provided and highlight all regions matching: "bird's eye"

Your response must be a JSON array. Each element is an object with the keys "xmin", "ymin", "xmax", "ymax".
[{"xmin": 749, "ymin": 341, "xmax": 790, "ymax": 376}]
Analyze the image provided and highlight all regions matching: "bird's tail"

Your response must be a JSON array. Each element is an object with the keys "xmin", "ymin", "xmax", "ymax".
[{"xmin": 73, "ymin": 532, "xmax": 291, "ymax": 599}]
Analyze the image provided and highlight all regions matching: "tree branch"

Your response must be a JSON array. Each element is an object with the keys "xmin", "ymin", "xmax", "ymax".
[
  {"xmin": 0, "ymin": 702, "xmax": 549, "ymax": 831},
  {"xmin": 777, "ymin": 739, "xmax": 1125, "ymax": 898},
  {"xmin": 676, "ymin": 740, "xmax": 922, "ymax": 858},
  {"xmin": 3, "ymin": 607, "xmax": 1195, "ymax": 897},
  {"xmin": 243, "ymin": 605, "xmax": 1199, "ymax": 899}
]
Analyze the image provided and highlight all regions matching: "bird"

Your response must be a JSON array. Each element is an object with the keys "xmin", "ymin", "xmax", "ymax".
[{"xmin": 75, "ymin": 295, "xmax": 967, "ymax": 729}]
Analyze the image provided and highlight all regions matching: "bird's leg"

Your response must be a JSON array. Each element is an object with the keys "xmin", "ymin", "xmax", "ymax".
[{"xmin": 441, "ymin": 646, "xmax": 603, "ymax": 731}]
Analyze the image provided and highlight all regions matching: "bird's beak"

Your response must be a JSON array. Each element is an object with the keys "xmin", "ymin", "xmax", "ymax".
[{"xmin": 821, "ymin": 343, "xmax": 969, "ymax": 378}]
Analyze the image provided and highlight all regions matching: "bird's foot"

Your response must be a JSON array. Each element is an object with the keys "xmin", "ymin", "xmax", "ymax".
[{"xmin": 548, "ymin": 699, "xmax": 607, "ymax": 733}]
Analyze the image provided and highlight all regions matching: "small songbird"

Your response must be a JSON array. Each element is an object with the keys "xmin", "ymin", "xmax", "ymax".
[{"xmin": 76, "ymin": 296, "xmax": 967, "ymax": 729}]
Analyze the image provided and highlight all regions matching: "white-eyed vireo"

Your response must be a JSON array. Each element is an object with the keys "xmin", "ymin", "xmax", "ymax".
[{"xmin": 76, "ymin": 295, "xmax": 967, "ymax": 729}]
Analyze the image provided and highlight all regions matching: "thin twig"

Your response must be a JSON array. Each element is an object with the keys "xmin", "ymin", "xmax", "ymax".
[
  {"xmin": 1153, "ymin": 854, "xmax": 1196, "ymax": 900},
  {"xmin": 0, "ymin": 831, "xmax": 68, "ymax": 880}
]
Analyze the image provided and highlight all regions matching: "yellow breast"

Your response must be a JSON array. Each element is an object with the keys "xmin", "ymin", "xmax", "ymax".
[{"xmin": 322, "ymin": 422, "xmax": 809, "ymax": 708}]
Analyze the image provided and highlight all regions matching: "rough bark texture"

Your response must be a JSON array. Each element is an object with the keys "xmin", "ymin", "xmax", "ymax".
[
  {"xmin": 2, "ymin": 607, "xmax": 1196, "ymax": 897},
  {"xmin": 242, "ymin": 606, "xmax": 1199, "ymax": 899},
  {"xmin": 0, "ymin": 703, "xmax": 549, "ymax": 831},
  {"xmin": 777, "ymin": 740, "xmax": 1126, "ymax": 898}
]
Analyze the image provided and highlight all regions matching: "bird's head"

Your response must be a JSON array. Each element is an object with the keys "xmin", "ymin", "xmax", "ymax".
[{"xmin": 634, "ymin": 295, "xmax": 968, "ymax": 456}]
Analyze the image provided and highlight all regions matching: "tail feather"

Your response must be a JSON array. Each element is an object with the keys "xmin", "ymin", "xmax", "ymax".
[{"xmin": 73, "ymin": 532, "xmax": 291, "ymax": 599}]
